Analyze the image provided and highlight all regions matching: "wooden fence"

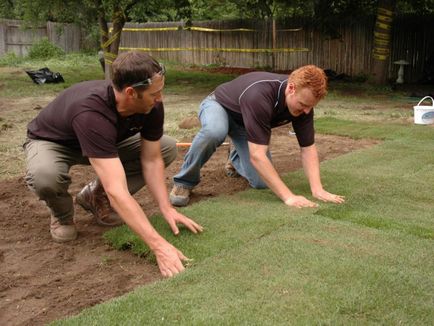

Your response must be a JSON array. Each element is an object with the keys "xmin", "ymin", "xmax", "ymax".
[
  {"xmin": 118, "ymin": 16, "xmax": 434, "ymax": 83},
  {"xmin": 0, "ymin": 19, "xmax": 80, "ymax": 56},
  {"xmin": 1, "ymin": 16, "xmax": 433, "ymax": 83}
]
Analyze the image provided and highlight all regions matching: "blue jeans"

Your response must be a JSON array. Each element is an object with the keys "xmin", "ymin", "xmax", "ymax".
[{"xmin": 173, "ymin": 95, "xmax": 269, "ymax": 189}]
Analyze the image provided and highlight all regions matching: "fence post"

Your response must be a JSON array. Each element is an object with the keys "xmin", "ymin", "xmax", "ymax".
[
  {"xmin": 272, "ymin": 19, "xmax": 276, "ymax": 70},
  {"xmin": 0, "ymin": 21, "xmax": 6, "ymax": 56}
]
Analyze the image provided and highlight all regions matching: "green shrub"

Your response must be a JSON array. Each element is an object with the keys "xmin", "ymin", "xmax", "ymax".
[
  {"xmin": 0, "ymin": 52, "xmax": 23, "ymax": 66},
  {"xmin": 27, "ymin": 38, "xmax": 65, "ymax": 59}
]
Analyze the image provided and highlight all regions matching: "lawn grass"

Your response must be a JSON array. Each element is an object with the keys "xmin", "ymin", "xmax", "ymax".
[
  {"xmin": 56, "ymin": 160, "xmax": 433, "ymax": 325},
  {"xmin": 1, "ymin": 54, "xmax": 433, "ymax": 324},
  {"xmin": 0, "ymin": 54, "xmax": 235, "ymax": 179},
  {"xmin": 55, "ymin": 219, "xmax": 434, "ymax": 325},
  {"xmin": 54, "ymin": 118, "xmax": 433, "ymax": 324}
]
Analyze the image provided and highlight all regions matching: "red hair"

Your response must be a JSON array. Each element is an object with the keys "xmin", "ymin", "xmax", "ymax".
[{"xmin": 288, "ymin": 65, "xmax": 328, "ymax": 100}]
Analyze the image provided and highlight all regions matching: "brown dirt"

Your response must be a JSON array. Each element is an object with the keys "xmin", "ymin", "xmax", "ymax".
[{"xmin": 0, "ymin": 126, "xmax": 378, "ymax": 326}]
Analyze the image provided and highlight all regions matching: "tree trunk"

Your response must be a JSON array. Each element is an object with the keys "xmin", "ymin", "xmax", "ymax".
[
  {"xmin": 98, "ymin": 13, "xmax": 109, "ymax": 78},
  {"xmin": 371, "ymin": 0, "xmax": 396, "ymax": 84},
  {"xmin": 103, "ymin": 6, "xmax": 126, "ymax": 79},
  {"xmin": 97, "ymin": 1, "xmax": 138, "ymax": 80}
]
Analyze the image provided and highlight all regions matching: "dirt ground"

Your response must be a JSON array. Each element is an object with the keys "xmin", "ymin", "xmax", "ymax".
[{"xmin": 0, "ymin": 126, "xmax": 377, "ymax": 326}]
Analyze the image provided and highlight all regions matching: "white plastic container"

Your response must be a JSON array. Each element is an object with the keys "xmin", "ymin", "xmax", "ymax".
[{"xmin": 414, "ymin": 96, "xmax": 434, "ymax": 125}]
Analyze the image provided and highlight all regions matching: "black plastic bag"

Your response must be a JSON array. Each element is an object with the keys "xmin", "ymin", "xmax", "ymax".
[{"xmin": 25, "ymin": 67, "xmax": 65, "ymax": 85}]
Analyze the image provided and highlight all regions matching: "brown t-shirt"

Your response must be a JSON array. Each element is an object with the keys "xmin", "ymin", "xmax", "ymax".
[
  {"xmin": 214, "ymin": 72, "xmax": 314, "ymax": 147},
  {"xmin": 27, "ymin": 80, "xmax": 164, "ymax": 158}
]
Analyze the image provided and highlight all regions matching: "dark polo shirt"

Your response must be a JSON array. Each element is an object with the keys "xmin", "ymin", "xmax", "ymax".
[
  {"xmin": 27, "ymin": 80, "xmax": 164, "ymax": 158},
  {"xmin": 214, "ymin": 72, "xmax": 314, "ymax": 147}
]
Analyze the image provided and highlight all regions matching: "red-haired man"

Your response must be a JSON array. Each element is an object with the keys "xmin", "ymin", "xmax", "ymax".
[{"xmin": 170, "ymin": 65, "xmax": 345, "ymax": 208}]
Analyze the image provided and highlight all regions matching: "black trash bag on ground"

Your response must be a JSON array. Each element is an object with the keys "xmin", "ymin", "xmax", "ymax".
[
  {"xmin": 324, "ymin": 69, "xmax": 352, "ymax": 82},
  {"xmin": 25, "ymin": 67, "xmax": 65, "ymax": 85}
]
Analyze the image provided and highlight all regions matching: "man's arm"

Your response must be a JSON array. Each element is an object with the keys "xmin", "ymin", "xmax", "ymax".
[
  {"xmin": 89, "ymin": 157, "xmax": 192, "ymax": 278},
  {"xmin": 300, "ymin": 144, "xmax": 345, "ymax": 204},
  {"xmin": 248, "ymin": 141, "xmax": 317, "ymax": 208},
  {"xmin": 140, "ymin": 138, "xmax": 203, "ymax": 235}
]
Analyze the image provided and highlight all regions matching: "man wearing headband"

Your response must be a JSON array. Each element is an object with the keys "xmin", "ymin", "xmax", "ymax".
[{"xmin": 24, "ymin": 51, "xmax": 203, "ymax": 278}]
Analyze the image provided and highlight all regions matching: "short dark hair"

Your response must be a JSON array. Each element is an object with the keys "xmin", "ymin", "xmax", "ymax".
[{"xmin": 111, "ymin": 51, "xmax": 161, "ymax": 91}]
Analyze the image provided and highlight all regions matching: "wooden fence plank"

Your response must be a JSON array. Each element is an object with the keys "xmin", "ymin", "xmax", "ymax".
[{"xmin": 1, "ymin": 16, "xmax": 433, "ymax": 83}]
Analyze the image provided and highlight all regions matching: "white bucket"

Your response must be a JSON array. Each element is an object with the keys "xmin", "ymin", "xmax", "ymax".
[{"xmin": 413, "ymin": 96, "xmax": 434, "ymax": 125}]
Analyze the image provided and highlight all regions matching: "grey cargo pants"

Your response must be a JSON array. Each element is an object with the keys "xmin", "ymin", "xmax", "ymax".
[{"xmin": 23, "ymin": 134, "xmax": 177, "ymax": 222}]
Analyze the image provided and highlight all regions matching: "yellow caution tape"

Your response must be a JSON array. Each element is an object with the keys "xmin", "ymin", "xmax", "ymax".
[
  {"xmin": 374, "ymin": 39, "xmax": 389, "ymax": 46},
  {"xmin": 120, "ymin": 46, "xmax": 309, "ymax": 53},
  {"xmin": 372, "ymin": 53, "xmax": 388, "ymax": 61},
  {"xmin": 189, "ymin": 26, "xmax": 255, "ymax": 32},
  {"xmin": 378, "ymin": 7, "xmax": 393, "ymax": 16},
  {"xmin": 374, "ymin": 31, "xmax": 390, "ymax": 40},
  {"xmin": 276, "ymin": 28, "xmax": 302, "ymax": 32},
  {"xmin": 110, "ymin": 26, "xmax": 303, "ymax": 33},
  {"xmin": 373, "ymin": 47, "xmax": 390, "ymax": 55},
  {"xmin": 104, "ymin": 51, "xmax": 117, "ymax": 59},
  {"xmin": 376, "ymin": 21, "xmax": 391, "ymax": 30},
  {"xmin": 119, "ymin": 27, "xmax": 179, "ymax": 32},
  {"xmin": 100, "ymin": 29, "xmax": 109, "ymax": 37},
  {"xmin": 377, "ymin": 14, "xmax": 393, "ymax": 23},
  {"xmin": 102, "ymin": 31, "xmax": 120, "ymax": 49},
  {"xmin": 112, "ymin": 26, "xmax": 255, "ymax": 32},
  {"xmin": 102, "ymin": 51, "xmax": 117, "ymax": 65}
]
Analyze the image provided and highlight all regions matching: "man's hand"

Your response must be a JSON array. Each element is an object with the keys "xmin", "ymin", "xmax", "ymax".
[
  {"xmin": 162, "ymin": 207, "xmax": 204, "ymax": 235},
  {"xmin": 153, "ymin": 240, "xmax": 191, "ymax": 277},
  {"xmin": 313, "ymin": 189, "xmax": 345, "ymax": 204},
  {"xmin": 284, "ymin": 195, "xmax": 318, "ymax": 208}
]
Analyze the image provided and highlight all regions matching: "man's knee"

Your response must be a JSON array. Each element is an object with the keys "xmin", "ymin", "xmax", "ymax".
[
  {"xmin": 25, "ymin": 167, "xmax": 70, "ymax": 198},
  {"xmin": 200, "ymin": 127, "xmax": 227, "ymax": 146},
  {"xmin": 248, "ymin": 178, "xmax": 268, "ymax": 189}
]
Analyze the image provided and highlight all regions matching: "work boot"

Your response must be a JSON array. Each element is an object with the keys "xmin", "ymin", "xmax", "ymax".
[
  {"xmin": 224, "ymin": 159, "xmax": 240, "ymax": 178},
  {"xmin": 169, "ymin": 184, "xmax": 192, "ymax": 207},
  {"xmin": 225, "ymin": 140, "xmax": 240, "ymax": 178},
  {"xmin": 50, "ymin": 216, "xmax": 77, "ymax": 243},
  {"xmin": 76, "ymin": 180, "xmax": 124, "ymax": 226}
]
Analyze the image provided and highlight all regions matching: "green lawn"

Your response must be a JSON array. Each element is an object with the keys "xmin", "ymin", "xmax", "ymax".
[
  {"xmin": 55, "ymin": 118, "xmax": 433, "ymax": 325},
  {"xmin": 1, "ymin": 53, "xmax": 432, "ymax": 325}
]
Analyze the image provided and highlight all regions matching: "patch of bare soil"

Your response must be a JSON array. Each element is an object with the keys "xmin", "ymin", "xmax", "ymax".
[{"xmin": 0, "ymin": 126, "xmax": 378, "ymax": 326}]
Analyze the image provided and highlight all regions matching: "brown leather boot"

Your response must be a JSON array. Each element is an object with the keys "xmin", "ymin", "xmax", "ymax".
[
  {"xmin": 50, "ymin": 216, "xmax": 77, "ymax": 242},
  {"xmin": 75, "ymin": 180, "xmax": 124, "ymax": 226}
]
